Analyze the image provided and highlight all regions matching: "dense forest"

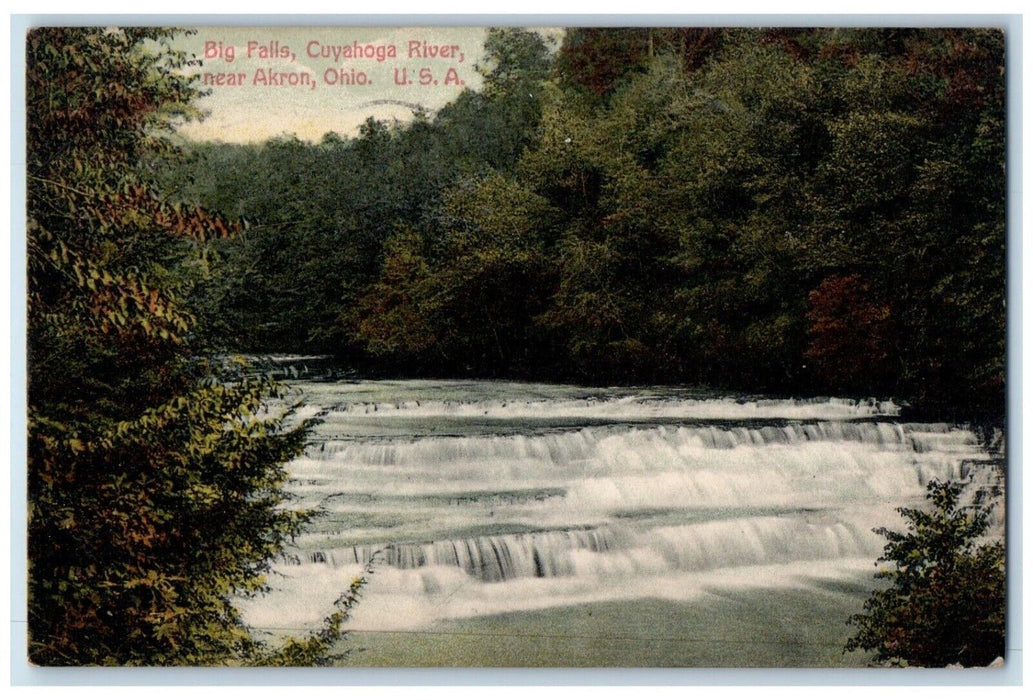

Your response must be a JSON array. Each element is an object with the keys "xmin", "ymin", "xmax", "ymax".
[
  {"xmin": 164, "ymin": 27, "xmax": 1005, "ymax": 416},
  {"xmin": 25, "ymin": 25, "xmax": 1007, "ymax": 668}
]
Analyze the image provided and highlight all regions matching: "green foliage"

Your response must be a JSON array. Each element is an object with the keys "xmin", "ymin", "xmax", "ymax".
[
  {"xmin": 29, "ymin": 376, "xmax": 312, "ymax": 665},
  {"xmin": 161, "ymin": 28, "xmax": 1004, "ymax": 417},
  {"xmin": 32, "ymin": 26, "xmax": 1004, "ymax": 660},
  {"xmin": 845, "ymin": 480, "xmax": 1005, "ymax": 667},
  {"xmin": 27, "ymin": 27, "xmax": 355, "ymax": 666},
  {"xmin": 352, "ymin": 231, "xmax": 440, "ymax": 360}
]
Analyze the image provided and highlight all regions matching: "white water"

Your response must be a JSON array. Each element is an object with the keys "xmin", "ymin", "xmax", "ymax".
[{"xmin": 241, "ymin": 380, "xmax": 1002, "ymax": 644}]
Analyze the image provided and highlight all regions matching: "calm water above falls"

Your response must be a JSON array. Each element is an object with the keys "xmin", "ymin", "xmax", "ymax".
[{"xmin": 240, "ymin": 380, "xmax": 1003, "ymax": 655}]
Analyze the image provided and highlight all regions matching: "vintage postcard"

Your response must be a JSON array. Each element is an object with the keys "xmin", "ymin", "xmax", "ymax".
[{"xmin": 22, "ymin": 23, "xmax": 1009, "ymax": 670}]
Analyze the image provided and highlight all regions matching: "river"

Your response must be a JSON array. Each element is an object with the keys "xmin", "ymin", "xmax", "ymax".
[{"xmin": 237, "ymin": 377, "xmax": 1003, "ymax": 667}]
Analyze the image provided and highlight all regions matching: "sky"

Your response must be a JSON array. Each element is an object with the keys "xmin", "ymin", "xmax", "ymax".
[{"xmin": 171, "ymin": 26, "xmax": 496, "ymax": 143}]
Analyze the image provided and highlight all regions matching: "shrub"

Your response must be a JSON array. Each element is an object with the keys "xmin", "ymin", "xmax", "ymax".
[{"xmin": 845, "ymin": 479, "xmax": 1005, "ymax": 667}]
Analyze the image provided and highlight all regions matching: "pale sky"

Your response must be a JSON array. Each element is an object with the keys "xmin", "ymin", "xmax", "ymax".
[{"xmin": 172, "ymin": 27, "xmax": 495, "ymax": 143}]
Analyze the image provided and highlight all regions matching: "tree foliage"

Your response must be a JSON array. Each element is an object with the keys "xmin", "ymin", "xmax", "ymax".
[
  {"xmin": 845, "ymin": 480, "xmax": 1005, "ymax": 667},
  {"xmin": 161, "ymin": 27, "xmax": 1005, "ymax": 419},
  {"xmin": 31, "ymin": 24, "xmax": 1005, "ymax": 664},
  {"xmin": 27, "ymin": 27, "xmax": 356, "ymax": 666},
  {"xmin": 805, "ymin": 274, "xmax": 894, "ymax": 392}
]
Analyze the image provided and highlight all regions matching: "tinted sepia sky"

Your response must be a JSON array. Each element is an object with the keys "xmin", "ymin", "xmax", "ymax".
[{"xmin": 172, "ymin": 26, "xmax": 497, "ymax": 143}]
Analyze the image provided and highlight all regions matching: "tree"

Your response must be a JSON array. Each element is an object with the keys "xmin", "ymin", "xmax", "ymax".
[
  {"xmin": 805, "ymin": 274, "xmax": 895, "ymax": 394},
  {"xmin": 845, "ymin": 480, "xmax": 1005, "ymax": 667},
  {"xmin": 159, "ymin": 28, "xmax": 1004, "ymax": 416},
  {"xmin": 27, "ymin": 27, "xmax": 354, "ymax": 666},
  {"xmin": 555, "ymin": 28, "xmax": 727, "ymax": 99}
]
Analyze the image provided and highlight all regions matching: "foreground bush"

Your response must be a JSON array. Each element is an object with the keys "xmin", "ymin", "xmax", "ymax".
[{"xmin": 845, "ymin": 479, "xmax": 1005, "ymax": 667}]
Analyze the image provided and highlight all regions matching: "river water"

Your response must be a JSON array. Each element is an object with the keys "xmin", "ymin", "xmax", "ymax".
[{"xmin": 238, "ymin": 378, "xmax": 1003, "ymax": 666}]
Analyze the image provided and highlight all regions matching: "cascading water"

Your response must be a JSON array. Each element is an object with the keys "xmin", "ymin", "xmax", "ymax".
[{"xmin": 239, "ymin": 379, "xmax": 1003, "ymax": 664}]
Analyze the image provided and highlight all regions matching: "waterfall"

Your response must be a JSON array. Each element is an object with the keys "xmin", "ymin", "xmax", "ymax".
[
  {"xmin": 317, "ymin": 394, "xmax": 901, "ymax": 420},
  {"xmin": 290, "ymin": 514, "xmax": 888, "ymax": 583},
  {"xmin": 240, "ymin": 379, "xmax": 1001, "ymax": 637}
]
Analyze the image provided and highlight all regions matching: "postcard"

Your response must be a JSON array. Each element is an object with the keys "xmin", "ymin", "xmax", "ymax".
[{"xmin": 22, "ymin": 23, "xmax": 1009, "ymax": 670}]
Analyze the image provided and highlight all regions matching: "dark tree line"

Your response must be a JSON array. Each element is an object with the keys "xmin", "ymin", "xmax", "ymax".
[{"xmin": 163, "ymin": 27, "xmax": 1006, "ymax": 420}]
